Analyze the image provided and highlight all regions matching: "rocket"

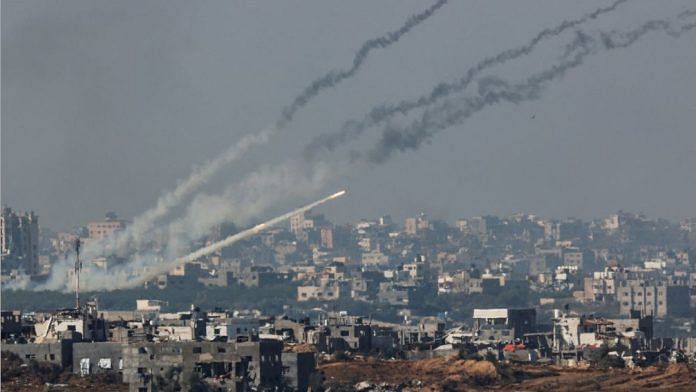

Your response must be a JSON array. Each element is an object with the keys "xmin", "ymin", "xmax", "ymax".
[{"xmin": 122, "ymin": 190, "xmax": 347, "ymax": 288}]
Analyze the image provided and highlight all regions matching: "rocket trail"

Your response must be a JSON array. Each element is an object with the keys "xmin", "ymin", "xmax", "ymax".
[
  {"xmin": 303, "ymin": 0, "xmax": 630, "ymax": 156},
  {"xmin": 278, "ymin": 0, "xmax": 448, "ymax": 127},
  {"xmin": 116, "ymin": 190, "xmax": 347, "ymax": 289},
  {"xmin": 364, "ymin": 13, "xmax": 696, "ymax": 162},
  {"xmin": 90, "ymin": 0, "xmax": 448, "ymax": 260}
]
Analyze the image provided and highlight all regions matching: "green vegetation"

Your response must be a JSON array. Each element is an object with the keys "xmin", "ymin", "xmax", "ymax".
[
  {"xmin": 2, "ymin": 279, "xmax": 537, "ymax": 322},
  {"xmin": 1, "ymin": 282, "xmax": 297, "ymax": 313}
]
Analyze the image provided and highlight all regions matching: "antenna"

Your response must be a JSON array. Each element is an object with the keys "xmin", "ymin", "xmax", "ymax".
[{"xmin": 74, "ymin": 238, "xmax": 81, "ymax": 309}]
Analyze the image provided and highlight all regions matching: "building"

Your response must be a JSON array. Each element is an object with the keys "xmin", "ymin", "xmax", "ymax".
[
  {"xmin": 310, "ymin": 313, "xmax": 372, "ymax": 353},
  {"xmin": 297, "ymin": 280, "xmax": 350, "ymax": 302},
  {"xmin": 88, "ymin": 212, "xmax": 127, "ymax": 240},
  {"xmin": 561, "ymin": 247, "xmax": 584, "ymax": 269},
  {"xmin": 472, "ymin": 308, "xmax": 537, "ymax": 340},
  {"xmin": 616, "ymin": 280, "xmax": 690, "ymax": 318},
  {"xmin": 320, "ymin": 227, "xmax": 334, "ymax": 249},
  {"xmin": 282, "ymin": 352, "xmax": 316, "ymax": 392},
  {"xmin": 34, "ymin": 303, "xmax": 107, "ymax": 343},
  {"xmin": 206, "ymin": 318, "xmax": 260, "ymax": 342},
  {"xmin": 1, "ymin": 207, "xmax": 40, "ymax": 275}
]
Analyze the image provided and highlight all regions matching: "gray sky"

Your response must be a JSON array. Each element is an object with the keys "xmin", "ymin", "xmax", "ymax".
[{"xmin": 3, "ymin": 0, "xmax": 696, "ymax": 230}]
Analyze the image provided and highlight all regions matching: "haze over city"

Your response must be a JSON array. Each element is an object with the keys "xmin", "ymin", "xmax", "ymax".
[
  {"xmin": 2, "ymin": 1, "xmax": 696, "ymax": 391},
  {"xmin": 3, "ymin": 0, "xmax": 695, "ymax": 231}
]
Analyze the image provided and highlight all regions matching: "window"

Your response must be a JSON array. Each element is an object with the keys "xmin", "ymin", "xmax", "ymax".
[
  {"xmin": 193, "ymin": 347, "xmax": 202, "ymax": 354},
  {"xmin": 340, "ymin": 330, "xmax": 350, "ymax": 337},
  {"xmin": 217, "ymin": 347, "xmax": 226, "ymax": 353}
]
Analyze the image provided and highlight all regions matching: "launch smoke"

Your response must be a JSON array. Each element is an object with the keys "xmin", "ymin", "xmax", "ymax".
[
  {"xmin": 115, "ymin": 190, "xmax": 347, "ymax": 289},
  {"xmin": 96, "ymin": 9, "xmax": 696, "ymax": 293},
  {"xmin": 304, "ymin": 0, "xmax": 629, "ymax": 157},
  {"xmin": 31, "ymin": 159, "xmax": 334, "ymax": 292},
  {"xmin": 14, "ymin": 5, "xmax": 696, "ymax": 294},
  {"xmin": 88, "ymin": 0, "xmax": 449, "ymax": 260}
]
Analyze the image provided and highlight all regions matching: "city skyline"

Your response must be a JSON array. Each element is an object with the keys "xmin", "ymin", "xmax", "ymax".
[{"xmin": 3, "ymin": 2, "xmax": 696, "ymax": 389}]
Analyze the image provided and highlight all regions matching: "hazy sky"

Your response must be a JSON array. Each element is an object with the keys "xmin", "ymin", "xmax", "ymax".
[{"xmin": 3, "ymin": 0, "xmax": 696, "ymax": 230}]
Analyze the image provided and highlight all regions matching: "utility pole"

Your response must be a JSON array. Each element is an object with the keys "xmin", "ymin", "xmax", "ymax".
[{"xmin": 75, "ymin": 238, "xmax": 81, "ymax": 309}]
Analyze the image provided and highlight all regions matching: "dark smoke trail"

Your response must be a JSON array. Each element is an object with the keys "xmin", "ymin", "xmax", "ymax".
[
  {"xmin": 278, "ymin": 0, "xmax": 448, "ymax": 128},
  {"xmin": 363, "ymin": 15, "xmax": 696, "ymax": 163},
  {"xmin": 87, "ymin": 1, "xmax": 449, "ymax": 261},
  {"xmin": 304, "ymin": 0, "xmax": 629, "ymax": 156}
]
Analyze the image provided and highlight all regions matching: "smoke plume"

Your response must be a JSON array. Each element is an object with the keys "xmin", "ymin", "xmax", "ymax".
[
  {"xmin": 278, "ymin": 0, "xmax": 448, "ymax": 127},
  {"xmin": 85, "ymin": 0, "xmax": 449, "ymax": 262},
  {"xmin": 14, "ymin": 6, "xmax": 696, "ymax": 294},
  {"xmin": 364, "ymin": 15, "xmax": 696, "ymax": 163},
  {"xmin": 304, "ymin": 0, "xmax": 629, "ymax": 156}
]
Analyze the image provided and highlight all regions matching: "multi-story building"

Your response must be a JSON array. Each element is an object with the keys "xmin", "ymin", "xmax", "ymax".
[
  {"xmin": 1, "ymin": 207, "xmax": 40, "ymax": 275},
  {"xmin": 88, "ymin": 212, "xmax": 127, "ymax": 240},
  {"xmin": 616, "ymin": 279, "xmax": 690, "ymax": 318},
  {"xmin": 320, "ymin": 227, "xmax": 334, "ymax": 249},
  {"xmin": 562, "ymin": 247, "xmax": 585, "ymax": 269},
  {"xmin": 297, "ymin": 280, "xmax": 350, "ymax": 302}
]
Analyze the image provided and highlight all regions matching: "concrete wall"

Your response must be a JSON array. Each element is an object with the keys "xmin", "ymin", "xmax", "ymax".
[
  {"xmin": 2, "ymin": 340, "xmax": 72, "ymax": 369},
  {"xmin": 282, "ymin": 352, "xmax": 316, "ymax": 392},
  {"xmin": 236, "ymin": 340, "xmax": 283, "ymax": 387},
  {"xmin": 72, "ymin": 342, "xmax": 126, "ymax": 376},
  {"xmin": 121, "ymin": 341, "xmax": 250, "ymax": 392}
]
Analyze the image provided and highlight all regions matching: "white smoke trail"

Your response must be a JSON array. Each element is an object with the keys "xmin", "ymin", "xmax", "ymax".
[
  {"xmin": 83, "ymin": 1, "xmax": 449, "ymax": 262},
  {"xmin": 14, "ymin": 10, "xmax": 695, "ymax": 294},
  {"xmin": 114, "ymin": 191, "xmax": 347, "ymax": 290},
  {"xmin": 82, "ymin": 128, "xmax": 273, "ymax": 259},
  {"xmin": 43, "ymin": 160, "xmax": 341, "ymax": 292}
]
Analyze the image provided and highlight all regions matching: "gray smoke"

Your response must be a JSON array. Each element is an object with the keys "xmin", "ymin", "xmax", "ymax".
[
  {"xmin": 78, "ymin": 0, "xmax": 449, "ymax": 263},
  {"xmin": 364, "ymin": 15, "xmax": 696, "ymax": 163},
  {"xmin": 278, "ymin": 0, "xmax": 448, "ymax": 127},
  {"xmin": 303, "ymin": 0, "xmax": 629, "ymax": 157}
]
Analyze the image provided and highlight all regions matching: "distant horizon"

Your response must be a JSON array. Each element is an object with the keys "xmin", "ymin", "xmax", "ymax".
[
  {"xmin": 10, "ymin": 205, "xmax": 692, "ymax": 234},
  {"xmin": 4, "ymin": 1, "xmax": 695, "ymax": 235}
]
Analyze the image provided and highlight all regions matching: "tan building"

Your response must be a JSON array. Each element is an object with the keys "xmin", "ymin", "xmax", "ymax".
[
  {"xmin": 297, "ymin": 280, "xmax": 349, "ymax": 302},
  {"xmin": 88, "ymin": 213, "xmax": 127, "ymax": 240},
  {"xmin": 320, "ymin": 227, "xmax": 333, "ymax": 249}
]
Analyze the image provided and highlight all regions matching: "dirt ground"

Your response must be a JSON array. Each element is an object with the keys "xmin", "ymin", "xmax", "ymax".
[{"xmin": 319, "ymin": 356, "xmax": 696, "ymax": 391}]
